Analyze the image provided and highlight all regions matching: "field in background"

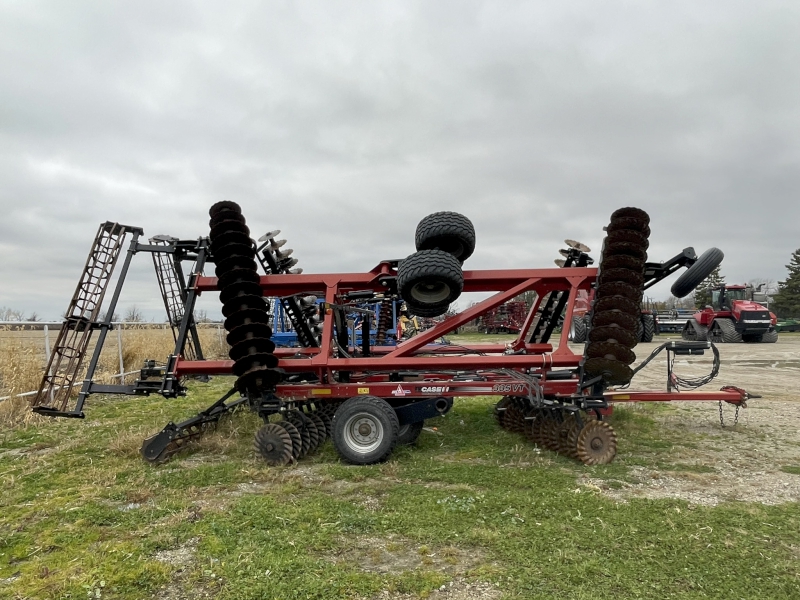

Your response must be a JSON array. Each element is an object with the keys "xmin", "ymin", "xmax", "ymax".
[{"xmin": 0, "ymin": 325, "xmax": 228, "ymax": 427}]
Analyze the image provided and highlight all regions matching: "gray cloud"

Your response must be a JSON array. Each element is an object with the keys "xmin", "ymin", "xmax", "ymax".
[{"xmin": 1, "ymin": 1, "xmax": 799, "ymax": 319}]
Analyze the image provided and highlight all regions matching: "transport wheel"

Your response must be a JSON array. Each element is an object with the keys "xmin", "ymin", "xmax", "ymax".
[
  {"xmin": 670, "ymin": 247, "xmax": 725, "ymax": 298},
  {"xmin": 415, "ymin": 211, "xmax": 476, "ymax": 263},
  {"xmin": 397, "ymin": 421, "xmax": 424, "ymax": 446},
  {"xmin": 709, "ymin": 319, "xmax": 742, "ymax": 343},
  {"xmin": 761, "ymin": 329, "xmax": 779, "ymax": 343},
  {"xmin": 254, "ymin": 423, "xmax": 294, "ymax": 466},
  {"xmin": 398, "ymin": 250, "xmax": 464, "ymax": 316},
  {"xmin": 575, "ymin": 420, "xmax": 617, "ymax": 465},
  {"xmin": 571, "ymin": 315, "xmax": 587, "ymax": 342},
  {"xmin": 332, "ymin": 396, "xmax": 400, "ymax": 465},
  {"xmin": 641, "ymin": 315, "xmax": 655, "ymax": 342},
  {"xmin": 406, "ymin": 301, "xmax": 451, "ymax": 318}
]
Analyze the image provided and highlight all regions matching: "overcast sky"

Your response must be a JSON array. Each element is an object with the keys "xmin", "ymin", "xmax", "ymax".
[{"xmin": 1, "ymin": 1, "xmax": 799, "ymax": 321}]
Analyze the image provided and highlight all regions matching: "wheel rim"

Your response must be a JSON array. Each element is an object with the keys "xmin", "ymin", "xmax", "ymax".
[
  {"xmin": 343, "ymin": 412, "xmax": 384, "ymax": 454},
  {"xmin": 439, "ymin": 240, "xmax": 465, "ymax": 258},
  {"xmin": 410, "ymin": 280, "xmax": 451, "ymax": 304}
]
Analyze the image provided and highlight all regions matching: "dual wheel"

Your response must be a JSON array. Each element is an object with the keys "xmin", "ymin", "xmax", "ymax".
[{"xmin": 398, "ymin": 212, "xmax": 475, "ymax": 317}]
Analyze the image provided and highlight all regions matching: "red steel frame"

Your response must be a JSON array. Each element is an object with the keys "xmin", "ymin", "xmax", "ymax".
[{"xmin": 173, "ymin": 261, "xmax": 747, "ymax": 406}]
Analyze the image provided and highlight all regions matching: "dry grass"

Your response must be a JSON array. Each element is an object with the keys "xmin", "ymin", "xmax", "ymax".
[
  {"xmin": 0, "ymin": 324, "xmax": 229, "ymax": 428},
  {"xmin": 0, "ymin": 396, "xmax": 46, "ymax": 428}
]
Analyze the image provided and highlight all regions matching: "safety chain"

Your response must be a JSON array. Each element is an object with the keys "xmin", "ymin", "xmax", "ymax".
[{"xmin": 718, "ymin": 401, "xmax": 740, "ymax": 428}]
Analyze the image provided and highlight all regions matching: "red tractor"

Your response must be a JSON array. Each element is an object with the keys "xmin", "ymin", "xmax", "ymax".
[{"xmin": 682, "ymin": 284, "xmax": 778, "ymax": 343}]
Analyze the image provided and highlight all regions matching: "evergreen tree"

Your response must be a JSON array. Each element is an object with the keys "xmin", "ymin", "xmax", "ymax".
[
  {"xmin": 771, "ymin": 249, "xmax": 800, "ymax": 318},
  {"xmin": 694, "ymin": 266, "xmax": 725, "ymax": 309}
]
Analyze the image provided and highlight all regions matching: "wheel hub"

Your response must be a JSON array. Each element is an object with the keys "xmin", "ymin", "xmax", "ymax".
[
  {"xmin": 411, "ymin": 280, "xmax": 451, "ymax": 303},
  {"xmin": 343, "ymin": 412, "xmax": 384, "ymax": 453}
]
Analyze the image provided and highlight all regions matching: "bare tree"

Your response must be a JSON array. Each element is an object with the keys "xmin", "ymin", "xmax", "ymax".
[
  {"xmin": 0, "ymin": 307, "xmax": 25, "ymax": 321},
  {"xmin": 98, "ymin": 309, "xmax": 120, "ymax": 322},
  {"xmin": 124, "ymin": 305, "xmax": 144, "ymax": 322}
]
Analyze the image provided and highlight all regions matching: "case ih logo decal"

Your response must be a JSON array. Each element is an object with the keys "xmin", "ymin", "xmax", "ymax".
[
  {"xmin": 391, "ymin": 385, "xmax": 411, "ymax": 396},
  {"xmin": 419, "ymin": 386, "xmax": 450, "ymax": 394}
]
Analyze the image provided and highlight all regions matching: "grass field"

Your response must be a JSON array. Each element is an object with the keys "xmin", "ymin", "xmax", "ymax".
[{"xmin": 2, "ymin": 370, "xmax": 800, "ymax": 599}]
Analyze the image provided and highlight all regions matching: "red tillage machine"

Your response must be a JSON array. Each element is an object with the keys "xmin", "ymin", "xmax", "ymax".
[{"xmin": 32, "ymin": 205, "xmax": 752, "ymax": 467}]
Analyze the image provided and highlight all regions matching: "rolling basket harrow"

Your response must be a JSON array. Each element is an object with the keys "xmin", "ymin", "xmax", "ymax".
[{"xmin": 31, "ymin": 204, "xmax": 755, "ymax": 467}]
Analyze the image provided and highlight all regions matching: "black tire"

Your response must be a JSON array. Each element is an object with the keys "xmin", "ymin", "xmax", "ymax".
[
  {"xmin": 640, "ymin": 315, "xmax": 655, "ymax": 342},
  {"xmin": 407, "ymin": 301, "xmax": 450, "ymax": 318},
  {"xmin": 397, "ymin": 420, "xmax": 424, "ymax": 446},
  {"xmin": 398, "ymin": 250, "xmax": 464, "ymax": 313},
  {"xmin": 331, "ymin": 395, "xmax": 400, "ymax": 464},
  {"xmin": 671, "ymin": 248, "xmax": 724, "ymax": 298},
  {"xmin": 571, "ymin": 315, "xmax": 587, "ymax": 342},
  {"xmin": 415, "ymin": 211, "xmax": 476, "ymax": 263}
]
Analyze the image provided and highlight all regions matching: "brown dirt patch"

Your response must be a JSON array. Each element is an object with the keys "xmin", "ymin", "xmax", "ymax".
[
  {"xmin": 370, "ymin": 578, "xmax": 502, "ymax": 600},
  {"xmin": 328, "ymin": 534, "xmax": 489, "ymax": 576}
]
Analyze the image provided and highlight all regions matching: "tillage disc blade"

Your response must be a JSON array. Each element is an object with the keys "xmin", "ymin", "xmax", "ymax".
[
  {"xmin": 575, "ymin": 420, "xmax": 618, "ymax": 465},
  {"xmin": 254, "ymin": 423, "xmax": 294, "ymax": 466}
]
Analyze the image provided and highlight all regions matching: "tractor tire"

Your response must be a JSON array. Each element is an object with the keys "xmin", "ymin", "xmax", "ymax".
[
  {"xmin": 415, "ymin": 211, "xmax": 476, "ymax": 263},
  {"xmin": 571, "ymin": 315, "xmax": 587, "ymax": 342},
  {"xmin": 640, "ymin": 315, "xmax": 655, "ymax": 342},
  {"xmin": 670, "ymin": 247, "xmax": 724, "ymax": 298},
  {"xmin": 331, "ymin": 395, "xmax": 400, "ymax": 464},
  {"xmin": 396, "ymin": 420, "xmax": 424, "ymax": 446},
  {"xmin": 681, "ymin": 320, "xmax": 708, "ymax": 341},
  {"xmin": 709, "ymin": 318, "xmax": 742, "ymax": 343},
  {"xmin": 398, "ymin": 250, "xmax": 464, "ymax": 316},
  {"xmin": 407, "ymin": 301, "xmax": 451, "ymax": 318},
  {"xmin": 761, "ymin": 329, "xmax": 779, "ymax": 343}
]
